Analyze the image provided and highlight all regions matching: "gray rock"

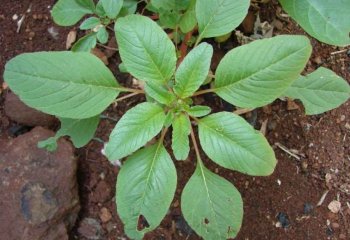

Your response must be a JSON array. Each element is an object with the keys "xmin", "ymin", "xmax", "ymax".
[
  {"xmin": 0, "ymin": 127, "xmax": 80, "ymax": 240},
  {"xmin": 78, "ymin": 218, "xmax": 105, "ymax": 240},
  {"xmin": 5, "ymin": 92, "xmax": 57, "ymax": 127}
]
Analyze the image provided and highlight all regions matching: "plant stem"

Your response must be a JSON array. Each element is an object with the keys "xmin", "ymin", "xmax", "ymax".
[
  {"xmin": 159, "ymin": 127, "xmax": 168, "ymax": 143},
  {"xmin": 192, "ymin": 88, "xmax": 215, "ymax": 97},
  {"xmin": 97, "ymin": 43, "xmax": 118, "ymax": 51},
  {"xmin": 117, "ymin": 87, "xmax": 145, "ymax": 94},
  {"xmin": 113, "ymin": 92, "xmax": 141, "ymax": 103},
  {"xmin": 190, "ymin": 124, "xmax": 201, "ymax": 159},
  {"xmin": 177, "ymin": 30, "xmax": 194, "ymax": 66}
]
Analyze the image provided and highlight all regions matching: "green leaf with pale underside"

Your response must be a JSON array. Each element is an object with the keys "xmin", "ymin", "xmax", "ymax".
[
  {"xmin": 52, "ymin": 0, "xmax": 93, "ymax": 26},
  {"xmin": 38, "ymin": 116, "xmax": 100, "ymax": 151},
  {"xmin": 182, "ymin": 159, "xmax": 243, "ymax": 239},
  {"xmin": 214, "ymin": 35, "xmax": 312, "ymax": 109},
  {"xmin": 172, "ymin": 114, "xmax": 191, "ymax": 160},
  {"xmin": 4, "ymin": 52, "xmax": 119, "ymax": 119},
  {"xmin": 279, "ymin": 0, "xmax": 350, "ymax": 46},
  {"xmin": 105, "ymin": 102, "xmax": 166, "ymax": 162},
  {"xmin": 196, "ymin": 0, "xmax": 250, "ymax": 40},
  {"xmin": 174, "ymin": 43, "xmax": 213, "ymax": 98},
  {"xmin": 115, "ymin": 15, "xmax": 177, "ymax": 83},
  {"xmin": 116, "ymin": 142, "xmax": 177, "ymax": 239},
  {"xmin": 198, "ymin": 112, "xmax": 276, "ymax": 176},
  {"xmin": 285, "ymin": 67, "xmax": 350, "ymax": 115}
]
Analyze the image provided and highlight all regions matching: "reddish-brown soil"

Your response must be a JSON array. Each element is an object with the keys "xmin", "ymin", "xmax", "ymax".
[{"xmin": 1, "ymin": 1, "xmax": 349, "ymax": 240}]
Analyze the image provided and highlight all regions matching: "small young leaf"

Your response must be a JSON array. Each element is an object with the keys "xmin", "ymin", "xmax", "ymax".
[
  {"xmin": 186, "ymin": 105, "xmax": 211, "ymax": 117},
  {"xmin": 174, "ymin": 43, "xmax": 213, "ymax": 98},
  {"xmin": 164, "ymin": 111, "xmax": 174, "ymax": 127},
  {"xmin": 285, "ymin": 67, "xmax": 350, "ymax": 115},
  {"xmin": 159, "ymin": 9, "xmax": 180, "ymax": 29},
  {"xmin": 38, "ymin": 116, "xmax": 100, "ymax": 151},
  {"xmin": 116, "ymin": 142, "xmax": 177, "ymax": 239},
  {"xmin": 198, "ymin": 112, "xmax": 276, "ymax": 176},
  {"xmin": 4, "ymin": 52, "xmax": 119, "ymax": 119},
  {"xmin": 97, "ymin": 26, "xmax": 109, "ymax": 44},
  {"xmin": 182, "ymin": 159, "xmax": 243, "ymax": 239},
  {"xmin": 105, "ymin": 102, "xmax": 166, "ymax": 162},
  {"xmin": 72, "ymin": 32, "xmax": 97, "ymax": 52},
  {"xmin": 101, "ymin": 0, "xmax": 124, "ymax": 19},
  {"xmin": 118, "ymin": 0, "xmax": 138, "ymax": 17},
  {"xmin": 152, "ymin": 0, "xmax": 190, "ymax": 11},
  {"xmin": 279, "ymin": 0, "xmax": 350, "ymax": 47},
  {"xmin": 52, "ymin": 0, "xmax": 93, "ymax": 26},
  {"xmin": 179, "ymin": 0, "xmax": 197, "ymax": 33},
  {"xmin": 215, "ymin": 35, "xmax": 312, "ymax": 109},
  {"xmin": 196, "ymin": 0, "xmax": 250, "ymax": 40},
  {"xmin": 80, "ymin": 17, "xmax": 101, "ymax": 30},
  {"xmin": 172, "ymin": 114, "xmax": 191, "ymax": 160},
  {"xmin": 115, "ymin": 15, "xmax": 177, "ymax": 83},
  {"xmin": 144, "ymin": 82, "xmax": 176, "ymax": 105}
]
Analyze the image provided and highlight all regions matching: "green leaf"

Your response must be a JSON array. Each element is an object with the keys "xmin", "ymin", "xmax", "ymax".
[
  {"xmin": 38, "ymin": 116, "xmax": 100, "ymax": 151},
  {"xmin": 72, "ymin": 32, "xmax": 97, "ymax": 52},
  {"xmin": 186, "ymin": 105, "xmax": 211, "ymax": 117},
  {"xmin": 198, "ymin": 112, "xmax": 276, "ymax": 176},
  {"xmin": 285, "ymin": 67, "xmax": 350, "ymax": 115},
  {"xmin": 52, "ymin": 0, "xmax": 93, "ymax": 26},
  {"xmin": 101, "ymin": 0, "xmax": 124, "ymax": 19},
  {"xmin": 76, "ymin": 0, "xmax": 95, "ymax": 11},
  {"xmin": 97, "ymin": 26, "xmax": 109, "ymax": 44},
  {"xmin": 144, "ymin": 82, "xmax": 176, "ymax": 105},
  {"xmin": 215, "ymin": 35, "xmax": 312, "ymax": 109},
  {"xmin": 116, "ymin": 142, "xmax": 177, "ymax": 239},
  {"xmin": 152, "ymin": 0, "xmax": 190, "ymax": 11},
  {"xmin": 279, "ymin": 0, "xmax": 350, "ymax": 46},
  {"xmin": 196, "ymin": 0, "xmax": 250, "ymax": 40},
  {"xmin": 96, "ymin": 1, "xmax": 107, "ymax": 16},
  {"xmin": 105, "ymin": 102, "xmax": 166, "ymax": 161},
  {"xmin": 174, "ymin": 43, "xmax": 213, "ymax": 98},
  {"xmin": 4, "ymin": 52, "xmax": 119, "ymax": 119},
  {"xmin": 115, "ymin": 15, "xmax": 177, "ymax": 83},
  {"xmin": 179, "ymin": 0, "xmax": 197, "ymax": 33},
  {"xmin": 159, "ymin": 9, "xmax": 180, "ymax": 29},
  {"xmin": 119, "ymin": 0, "xmax": 138, "ymax": 17},
  {"xmin": 80, "ymin": 17, "xmax": 101, "ymax": 30},
  {"xmin": 182, "ymin": 159, "xmax": 243, "ymax": 239},
  {"xmin": 164, "ymin": 111, "xmax": 174, "ymax": 127},
  {"xmin": 172, "ymin": 114, "xmax": 191, "ymax": 160}
]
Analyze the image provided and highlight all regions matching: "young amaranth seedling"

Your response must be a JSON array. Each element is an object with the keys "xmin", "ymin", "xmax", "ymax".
[{"xmin": 4, "ymin": 14, "xmax": 350, "ymax": 239}]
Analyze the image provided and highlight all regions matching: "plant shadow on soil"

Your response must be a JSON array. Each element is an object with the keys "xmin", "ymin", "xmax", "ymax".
[{"xmin": 0, "ymin": 0, "xmax": 349, "ymax": 239}]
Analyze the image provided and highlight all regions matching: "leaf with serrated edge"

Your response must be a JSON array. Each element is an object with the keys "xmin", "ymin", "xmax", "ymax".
[
  {"xmin": 182, "ymin": 159, "xmax": 243, "ymax": 239},
  {"xmin": 101, "ymin": 0, "xmax": 124, "ymax": 19},
  {"xmin": 115, "ymin": 15, "xmax": 177, "ymax": 83},
  {"xmin": 4, "ymin": 52, "xmax": 119, "ymax": 119},
  {"xmin": 116, "ymin": 142, "xmax": 177, "ymax": 239},
  {"xmin": 215, "ymin": 35, "xmax": 312, "ymax": 109},
  {"xmin": 196, "ymin": 0, "xmax": 250, "ymax": 40},
  {"xmin": 52, "ymin": 0, "xmax": 93, "ymax": 26},
  {"xmin": 174, "ymin": 43, "xmax": 213, "ymax": 98},
  {"xmin": 285, "ymin": 67, "xmax": 350, "ymax": 115},
  {"xmin": 172, "ymin": 114, "xmax": 191, "ymax": 160},
  {"xmin": 198, "ymin": 112, "xmax": 276, "ymax": 176},
  {"xmin": 279, "ymin": 0, "xmax": 350, "ymax": 46},
  {"xmin": 105, "ymin": 102, "xmax": 166, "ymax": 161}
]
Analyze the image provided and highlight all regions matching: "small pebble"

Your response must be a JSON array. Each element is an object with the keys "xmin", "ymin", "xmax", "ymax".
[
  {"xmin": 277, "ymin": 212, "xmax": 290, "ymax": 228},
  {"xmin": 99, "ymin": 207, "xmax": 112, "ymax": 223},
  {"xmin": 331, "ymin": 222, "xmax": 340, "ymax": 229},
  {"xmin": 12, "ymin": 14, "xmax": 18, "ymax": 20}
]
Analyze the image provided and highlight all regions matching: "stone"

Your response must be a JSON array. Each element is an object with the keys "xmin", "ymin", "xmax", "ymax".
[
  {"xmin": 0, "ymin": 127, "xmax": 79, "ymax": 240},
  {"xmin": 99, "ymin": 207, "xmax": 112, "ymax": 223},
  {"xmin": 78, "ymin": 218, "xmax": 104, "ymax": 240},
  {"xmin": 5, "ymin": 92, "xmax": 56, "ymax": 127}
]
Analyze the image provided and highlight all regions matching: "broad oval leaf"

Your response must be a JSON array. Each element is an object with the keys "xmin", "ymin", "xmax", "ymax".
[
  {"xmin": 198, "ymin": 112, "xmax": 276, "ymax": 176},
  {"xmin": 80, "ymin": 17, "xmax": 101, "ymax": 30},
  {"xmin": 285, "ymin": 67, "xmax": 350, "ymax": 115},
  {"xmin": 105, "ymin": 102, "xmax": 166, "ymax": 161},
  {"xmin": 4, "ymin": 52, "xmax": 119, "ymax": 119},
  {"xmin": 38, "ymin": 115, "xmax": 100, "ymax": 151},
  {"xmin": 101, "ymin": 0, "xmax": 124, "ymax": 19},
  {"xmin": 279, "ymin": 0, "xmax": 350, "ymax": 46},
  {"xmin": 172, "ymin": 114, "xmax": 191, "ymax": 160},
  {"xmin": 182, "ymin": 159, "xmax": 243, "ymax": 239},
  {"xmin": 215, "ymin": 35, "xmax": 312, "ymax": 109},
  {"xmin": 115, "ymin": 15, "xmax": 177, "ymax": 83},
  {"xmin": 196, "ymin": 0, "xmax": 250, "ymax": 40},
  {"xmin": 116, "ymin": 142, "xmax": 177, "ymax": 239},
  {"xmin": 52, "ymin": 0, "xmax": 93, "ymax": 26},
  {"xmin": 71, "ymin": 32, "xmax": 97, "ymax": 52},
  {"xmin": 174, "ymin": 43, "xmax": 213, "ymax": 98},
  {"xmin": 97, "ymin": 26, "xmax": 109, "ymax": 44}
]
